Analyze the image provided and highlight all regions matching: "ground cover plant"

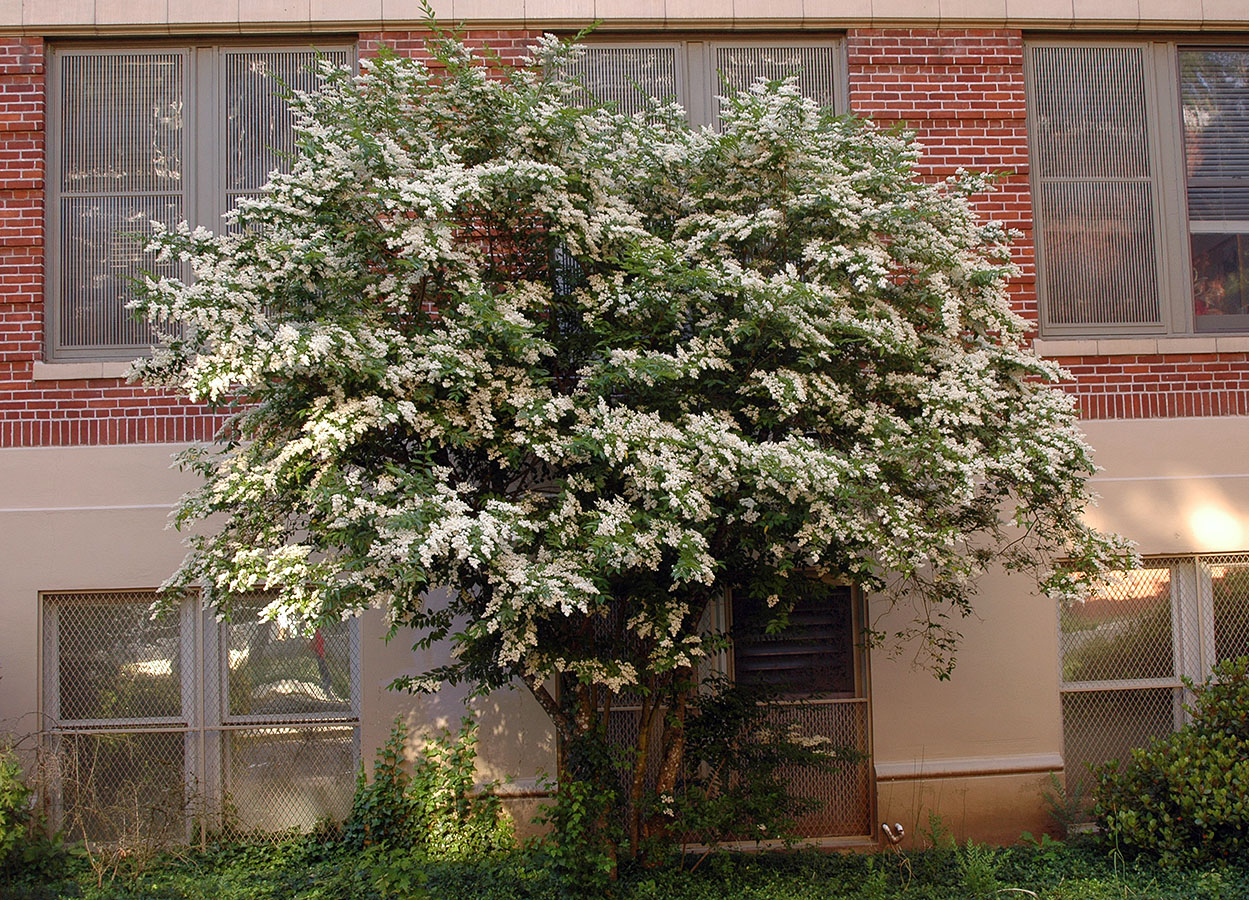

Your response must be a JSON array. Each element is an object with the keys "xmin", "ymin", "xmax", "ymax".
[
  {"xmin": 9, "ymin": 835, "xmax": 1249, "ymax": 900},
  {"xmin": 129, "ymin": 22, "xmax": 1131, "ymax": 870}
]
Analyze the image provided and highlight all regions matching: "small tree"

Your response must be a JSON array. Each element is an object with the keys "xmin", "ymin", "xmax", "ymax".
[{"xmin": 132, "ymin": 31, "xmax": 1129, "ymax": 864}]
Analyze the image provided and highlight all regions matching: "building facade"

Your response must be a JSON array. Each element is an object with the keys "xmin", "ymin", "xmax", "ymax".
[{"xmin": 3, "ymin": 0, "xmax": 1249, "ymax": 846}]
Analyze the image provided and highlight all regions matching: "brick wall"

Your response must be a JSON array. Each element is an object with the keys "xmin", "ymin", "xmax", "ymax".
[
  {"xmin": 3, "ymin": 27, "xmax": 1249, "ymax": 447},
  {"xmin": 848, "ymin": 30, "xmax": 1038, "ymax": 332},
  {"xmin": 360, "ymin": 29, "xmax": 540, "ymax": 65},
  {"xmin": 848, "ymin": 27, "xmax": 1249, "ymax": 421}
]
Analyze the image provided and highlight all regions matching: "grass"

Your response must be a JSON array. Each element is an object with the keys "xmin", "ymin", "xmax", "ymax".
[{"xmin": 7, "ymin": 836, "xmax": 1249, "ymax": 900}]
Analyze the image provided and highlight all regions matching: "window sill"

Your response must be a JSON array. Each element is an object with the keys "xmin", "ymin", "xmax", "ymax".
[
  {"xmin": 1033, "ymin": 336, "xmax": 1249, "ymax": 357},
  {"xmin": 31, "ymin": 361, "xmax": 134, "ymax": 381}
]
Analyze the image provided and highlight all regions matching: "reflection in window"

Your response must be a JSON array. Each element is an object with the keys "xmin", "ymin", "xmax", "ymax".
[{"xmin": 1181, "ymin": 50, "xmax": 1249, "ymax": 330}]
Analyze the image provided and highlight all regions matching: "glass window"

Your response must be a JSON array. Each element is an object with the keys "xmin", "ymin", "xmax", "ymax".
[
  {"xmin": 1181, "ymin": 50, "xmax": 1249, "ymax": 331},
  {"xmin": 1028, "ymin": 42, "xmax": 1249, "ymax": 337},
  {"xmin": 42, "ymin": 590, "xmax": 360, "ymax": 840},
  {"xmin": 565, "ymin": 39, "xmax": 844, "ymax": 128},
  {"xmin": 47, "ymin": 44, "xmax": 351, "ymax": 359},
  {"xmin": 1058, "ymin": 555, "xmax": 1249, "ymax": 814}
]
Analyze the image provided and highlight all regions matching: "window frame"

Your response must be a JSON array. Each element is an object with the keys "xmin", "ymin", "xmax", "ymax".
[
  {"xmin": 44, "ymin": 39, "xmax": 355, "ymax": 362},
  {"xmin": 1026, "ymin": 38, "xmax": 1249, "ymax": 339}
]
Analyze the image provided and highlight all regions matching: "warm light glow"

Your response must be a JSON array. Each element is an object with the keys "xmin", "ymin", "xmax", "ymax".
[{"xmin": 1188, "ymin": 505, "xmax": 1244, "ymax": 549}]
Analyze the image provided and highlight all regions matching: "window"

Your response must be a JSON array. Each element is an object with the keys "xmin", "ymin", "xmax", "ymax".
[
  {"xmin": 1027, "ymin": 42, "xmax": 1249, "ymax": 336},
  {"xmin": 727, "ymin": 585, "xmax": 872, "ymax": 839},
  {"xmin": 565, "ymin": 39, "xmax": 845, "ymax": 127},
  {"xmin": 46, "ymin": 43, "xmax": 352, "ymax": 360},
  {"xmin": 1058, "ymin": 556, "xmax": 1249, "ymax": 807},
  {"xmin": 41, "ymin": 590, "xmax": 360, "ymax": 840}
]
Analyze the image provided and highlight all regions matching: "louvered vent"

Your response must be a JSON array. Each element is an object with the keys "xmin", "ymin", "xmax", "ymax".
[
  {"xmin": 713, "ymin": 44, "xmax": 838, "ymax": 124},
  {"xmin": 222, "ymin": 48, "xmax": 350, "ymax": 220},
  {"xmin": 1030, "ymin": 45, "xmax": 1163, "ymax": 329},
  {"xmin": 57, "ymin": 51, "xmax": 186, "ymax": 351},
  {"xmin": 564, "ymin": 46, "xmax": 680, "ymax": 117},
  {"xmin": 732, "ymin": 586, "xmax": 856, "ymax": 698}
]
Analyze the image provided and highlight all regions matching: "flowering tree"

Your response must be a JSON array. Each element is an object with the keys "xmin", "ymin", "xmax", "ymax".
[{"xmin": 132, "ymin": 32, "xmax": 1128, "ymax": 859}]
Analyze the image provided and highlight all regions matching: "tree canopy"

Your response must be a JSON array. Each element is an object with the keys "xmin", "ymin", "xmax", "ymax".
[{"xmin": 132, "ymin": 31, "xmax": 1130, "ymax": 861}]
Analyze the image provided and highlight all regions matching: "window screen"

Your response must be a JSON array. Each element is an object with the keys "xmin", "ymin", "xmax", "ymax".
[
  {"xmin": 48, "ymin": 43, "xmax": 350, "ymax": 358},
  {"xmin": 1029, "ymin": 44, "xmax": 1165, "ymax": 332}
]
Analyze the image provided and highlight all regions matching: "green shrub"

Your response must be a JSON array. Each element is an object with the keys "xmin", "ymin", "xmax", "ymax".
[
  {"xmin": 1094, "ymin": 656, "xmax": 1249, "ymax": 864},
  {"xmin": 344, "ymin": 717, "xmax": 514, "ymax": 860},
  {"xmin": 0, "ymin": 744, "xmax": 68, "ymax": 889},
  {"xmin": 0, "ymin": 746, "xmax": 33, "ymax": 872}
]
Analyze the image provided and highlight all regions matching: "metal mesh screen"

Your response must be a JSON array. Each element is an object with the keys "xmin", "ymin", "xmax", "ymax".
[
  {"xmin": 1029, "ymin": 44, "xmax": 1163, "ymax": 329},
  {"xmin": 222, "ymin": 725, "xmax": 357, "ymax": 832},
  {"xmin": 1209, "ymin": 558, "xmax": 1249, "ymax": 662},
  {"xmin": 48, "ymin": 731, "xmax": 190, "ymax": 842},
  {"xmin": 1059, "ymin": 555, "xmax": 1249, "ymax": 810},
  {"xmin": 42, "ymin": 591, "xmax": 360, "ymax": 842},
  {"xmin": 46, "ymin": 591, "xmax": 189, "ymax": 724},
  {"xmin": 223, "ymin": 599, "xmax": 356, "ymax": 720},
  {"xmin": 1060, "ymin": 688, "xmax": 1177, "ymax": 799},
  {"xmin": 712, "ymin": 44, "xmax": 838, "ymax": 125},
  {"xmin": 1060, "ymin": 564, "xmax": 1176, "ymax": 684},
  {"xmin": 762, "ymin": 700, "xmax": 872, "ymax": 839},
  {"xmin": 565, "ymin": 46, "xmax": 681, "ymax": 116}
]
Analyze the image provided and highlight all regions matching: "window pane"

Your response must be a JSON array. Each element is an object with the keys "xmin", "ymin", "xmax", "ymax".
[
  {"xmin": 1181, "ymin": 50, "xmax": 1249, "ymax": 216},
  {"xmin": 713, "ymin": 45, "xmax": 838, "ymax": 124},
  {"xmin": 53, "ymin": 595, "xmax": 183, "ymax": 722},
  {"xmin": 1212, "ymin": 563, "xmax": 1249, "ymax": 663},
  {"xmin": 221, "ymin": 48, "xmax": 350, "ymax": 219},
  {"xmin": 1060, "ymin": 566, "xmax": 1175, "ymax": 684},
  {"xmin": 59, "ymin": 52, "xmax": 184, "ymax": 195},
  {"xmin": 1181, "ymin": 50, "xmax": 1249, "ymax": 329},
  {"xmin": 225, "ymin": 602, "xmax": 354, "ymax": 719},
  {"xmin": 1037, "ymin": 180, "xmax": 1162, "ymax": 326},
  {"xmin": 52, "ymin": 731, "xmax": 188, "ymax": 842},
  {"xmin": 1061, "ymin": 688, "xmax": 1178, "ymax": 801},
  {"xmin": 1032, "ymin": 45, "xmax": 1152, "ymax": 180},
  {"xmin": 55, "ymin": 50, "xmax": 186, "ymax": 353},
  {"xmin": 1192, "ymin": 232, "xmax": 1249, "ymax": 319},
  {"xmin": 58, "ymin": 195, "xmax": 181, "ymax": 350},
  {"xmin": 222, "ymin": 726, "xmax": 356, "ymax": 832}
]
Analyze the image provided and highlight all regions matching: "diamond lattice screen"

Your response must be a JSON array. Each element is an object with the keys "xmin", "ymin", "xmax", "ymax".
[
  {"xmin": 42, "ymin": 591, "xmax": 359, "ymax": 842},
  {"xmin": 1030, "ymin": 44, "xmax": 1163, "ymax": 328},
  {"xmin": 1059, "ymin": 556, "xmax": 1249, "ymax": 809}
]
